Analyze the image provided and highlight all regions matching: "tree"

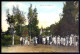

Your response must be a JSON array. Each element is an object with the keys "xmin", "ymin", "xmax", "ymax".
[
  {"xmin": 27, "ymin": 4, "xmax": 33, "ymax": 38},
  {"xmin": 6, "ymin": 5, "xmax": 26, "ymax": 36},
  {"xmin": 50, "ymin": 1, "xmax": 79, "ymax": 36},
  {"xmin": 22, "ymin": 25, "xmax": 28, "ymax": 37},
  {"xmin": 61, "ymin": 1, "xmax": 77, "ymax": 35},
  {"xmin": 50, "ymin": 22, "xmax": 60, "ymax": 36},
  {"xmin": 27, "ymin": 4, "xmax": 39, "ymax": 38},
  {"xmin": 44, "ymin": 27, "xmax": 51, "ymax": 36},
  {"xmin": 12, "ymin": 5, "xmax": 26, "ymax": 36},
  {"xmin": 73, "ymin": 1, "xmax": 79, "ymax": 35},
  {"xmin": 6, "ymin": 9, "xmax": 15, "ymax": 35}
]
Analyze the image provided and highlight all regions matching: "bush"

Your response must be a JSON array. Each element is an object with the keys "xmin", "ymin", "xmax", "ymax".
[
  {"xmin": 14, "ymin": 35, "xmax": 20, "ymax": 45},
  {"xmin": 1, "ymin": 35, "xmax": 20, "ymax": 46}
]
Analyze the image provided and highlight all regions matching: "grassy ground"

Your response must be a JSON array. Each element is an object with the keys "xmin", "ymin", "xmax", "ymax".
[{"xmin": 1, "ymin": 44, "xmax": 79, "ymax": 53}]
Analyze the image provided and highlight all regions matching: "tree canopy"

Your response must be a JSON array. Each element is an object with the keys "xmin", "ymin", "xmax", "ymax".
[{"xmin": 50, "ymin": 1, "xmax": 79, "ymax": 37}]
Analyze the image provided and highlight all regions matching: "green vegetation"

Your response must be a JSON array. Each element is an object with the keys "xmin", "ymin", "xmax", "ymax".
[
  {"xmin": 1, "ymin": 35, "xmax": 20, "ymax": 46},
  {"xmin": 6, "ymin": 5, "xmax": 26, "ymax": 36},
  {"xmin": 27, "ymin": 4, "xmax": 40, "ymax": 38},
  {"xmin": 50, "ymin": 1, "xmax": 79, "ymax": 36},
  {"xmin": 1, "ymin": 1, "xmax": 79, "ymax": 46}
]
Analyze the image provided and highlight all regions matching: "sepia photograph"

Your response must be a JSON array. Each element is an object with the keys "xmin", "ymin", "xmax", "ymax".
[{"xmin": 1, "ymin": 1, "xmax": 79, "ymax": 53}]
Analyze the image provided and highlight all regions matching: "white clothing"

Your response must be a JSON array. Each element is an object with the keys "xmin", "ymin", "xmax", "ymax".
[
  {"xmin": 33, "ymin": 37, "xmax": 37, "ymax": 44},
  {"xmin": 52, "ymin": 37, "xmax": 54, "ymax": 44},
  {"xmin": 58, "ymin": 37, "xmax": 60, "ymax": 45},
  {"xmin": 57, "ymin": 36, "xmax": 60, "ymax": 45},
  {"xmin": 74, "ymin": 36, "xmax": 78, "ymax": 46},
  {"xmin": 43, "ymin": 37, "xmax": 46, "ymax": 44},
  {"xmin": 54, "ymin": 36, "xmax": 56, "ymax": 45},
  {"xmin": 66, "ymin": 37, "xmax": 69, "ymax": 46},
  {"xmin": 20, "ymin": 37, "xmax": 23, "ymax": 41},
  {"xmin": 43, "ymin": 38, "xmax": 46, "ymax": 41},
  {"xmin": 35, "ymin": 37, "xmax": 38, "ymax": 44},
  {"xmin": 70, "ymin": 36, "xmax": 72, "ymax": 46},
  {"xmin": 23, "ymin": 38, "xmax": 25, "ymax": 44},
  {"xmin": 63, "ymin": 38, "xmax": 65, "ymax": 46},
  {"xmin": 28, "ymin": 41, "xmax": 29, "ymax": 45},
  {"xmin": 61, "ymin": 37, "xmax": 63, "ymax": 45},
  {"xmin": 25, "ymin": 40, "xmax": 28, "ymax": 44},
  {"xmin": 47, "ymin": 36, "xmax": 49, "ymax": 40}
]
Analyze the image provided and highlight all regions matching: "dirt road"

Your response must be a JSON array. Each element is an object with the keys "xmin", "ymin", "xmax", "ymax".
[{"xmin": 1, "ymin": 44, "xmax": 79, "ymax": 53}]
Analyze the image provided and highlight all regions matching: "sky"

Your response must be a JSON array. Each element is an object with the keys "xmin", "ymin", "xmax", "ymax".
[{"xmin": 1, "ymin": 1, "xmax": 65, "ymax": 32}]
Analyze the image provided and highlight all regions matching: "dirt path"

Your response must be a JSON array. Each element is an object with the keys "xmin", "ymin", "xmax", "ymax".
[{"xmin": 1, "ymin": 44, "xmax": 79, "ymax": 53}]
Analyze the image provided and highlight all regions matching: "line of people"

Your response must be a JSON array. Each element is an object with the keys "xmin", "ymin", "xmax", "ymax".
[
  {"xmin": 52, "ymin": 34, "xmax": 79, "ymax": 47},
  {"xmin": 33, "ymin": 34, "xmax": 79, "ymax": 47},
  {"xmin": 41, "ymin": 34, "xmax": 79, "ymax": 47},
  {"xmin": 20, "ymin": 34, "xmax": 79, "ymax": 47}
]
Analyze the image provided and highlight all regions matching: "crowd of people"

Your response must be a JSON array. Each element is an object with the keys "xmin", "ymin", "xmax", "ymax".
[
  {"xmin": 20, "ymin": 34, "xmax": 79, "ymax": 47},
  {"xmin": 20, "ymin": 37, "xmax": 30, "ymax": 46}
]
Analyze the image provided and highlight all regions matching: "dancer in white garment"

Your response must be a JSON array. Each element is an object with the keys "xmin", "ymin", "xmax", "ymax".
[
  {"xmin": 42, "ymin": 37, "xmax": 44, "ymax": 44},
  {"xmin": 47, "ymin": 36, "xmax": 49, "ymax": 45},
  {"xmin": 43, "ymin": 36, "xmax": 46, "ymax": 44},
  {"xmin": 66, "ymin": 36, "xmax": 69, "ymax": 46},
  {"xmin": 76, "ymin": 36, "xmax": 79, "ymax": 46},
  {"xmin": 57, "ymin": 35, "xmax": 60, "ymax": 46},
  {"xmin": 25, "ymin": 37, "xmax": 28, "ymax": 45},
  {"xmin": 74, "ymin": 35, "xmax": 76, "ymax": 46},
  {"xmin": 60, "ymin": 37, "xmax": 62, "ymax": 45},
  {"xmin": 62, "ymin": 37, "xmax": 64, "ymax": 46},
  {"xmin": 70, "ymin": 34, "xmax": 73, "ymax": 46},
  {"xmin": 58, "ymin": 35, "xmax": 60, "ymax": 46},
  {"xmin": 49, "ymin": 36, "xmax": 52, "ymax": 45},
  {"xmin": 63, "ymin": 37, "xmax": 66, "ymax": 46},
  {"xmin": 72, "ymin": 34, "xmax": 74, "ymax": 46},
  {"xmin": 74, "ymin": 35, "xmax": 78, "ymax": 47},
  {"xmin": 53, "ymin": 36, "xmax": 55, "ymax": 45},
  {"xmin": 35, "ymin": 37, "xmax": 38, "ymax": 44},
  {"xmin": 57, "ymin": 36, "xmax": 58, "ymax": 45},
  {"xmin": 20, "ymin": 37, "xmax": 23, "ymax": 45},
  {"xmin": 52, "ymin": 36, "xmax": 54, "ymax": 45},
  {"xmin": 54, "ymin": 36, "xmax": 56, "ymax": 45},
  {"xmin": 33, "ymin": 37, "xmax": 36, "ymax": 46},
  {"xmin": 61, "ymin": 37, "xmax": 64, "ymax": 46},
  {"xmin": 32, "ymin": 37, "xmax": 34, "ymax": 44}
]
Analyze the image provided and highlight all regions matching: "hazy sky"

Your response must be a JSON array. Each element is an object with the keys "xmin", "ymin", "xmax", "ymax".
[{"xmin": 1, "ymin": 1, "xmax": 65, "ymax": 32}]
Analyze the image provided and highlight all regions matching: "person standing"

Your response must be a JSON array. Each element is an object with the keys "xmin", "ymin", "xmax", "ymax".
[
  {"xmin": 49, "ymin": 36, "xmax": 52, "ymax": 45},
  {"xmin": 45, "ymin": 37, "xmax": 47, "ymax": 45},
  {"xmin": 63, "ymin": 37, "xmax": 65, "ymax": 46},
  {"xmin": 66, "ymin": 36, "xmax": 68, "ymax": 46},
  {"xmin": 47, "ymin": 36, "xmax": 49, "ymax": 45},
  {"xmin": 44, "ymin": 36, "xmax": 46, "ymax": 45},
  {"xmin": 25, "ymin": 37, "xmax": 28, "ymax": 45},
  {"xmin": 70, "ymin": 34, "xmax": 72, "ymax": 46},
  {"xmin": 52, "ymin": 36, "xmax": 54, "ymax": 45},
  {"xmin": 35, "ymin": 36, "xmax": 38, "ymax": 45},
  {"xmin": 54, "ymin": 36, "xmax": 56, "ymax": 45},
  {"xmin": 61, "ymin": 37, "xmax": 64, "ymax": 46},
  {"xmin": 42, "ymin": 37, "xmax": 44, "ymax": 44},
  {"xmin": 57, "ymin": 36, "xmax": 59, "ymax": 46},
  {"xmin": 28, "ymin": 37, "xmax": 30, "ymax": 46},
  {"xmin": 23, "ymin": 37, "xmax": 25, "ymax": 45},
  {"xmin": 20, "ymin": 37, "xmax": 23, "ymax": 45},
  {"xmin": 61, "ymin": 37, "xmax": 62, "ymax": 46},
  {"xmin": 34, "ymin": 37, "xmax": 36, "ymax": 46},
  {"xmin": 55, "ymin": 36, "xmax": 57, "ymax": 45},
  {"xmin": 58, "ymin": 35, "xmax": 60, "ymax": 46},
  {"xmin": 74, "ymin": 35, "xmax": 78, "ymax": 47}
]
